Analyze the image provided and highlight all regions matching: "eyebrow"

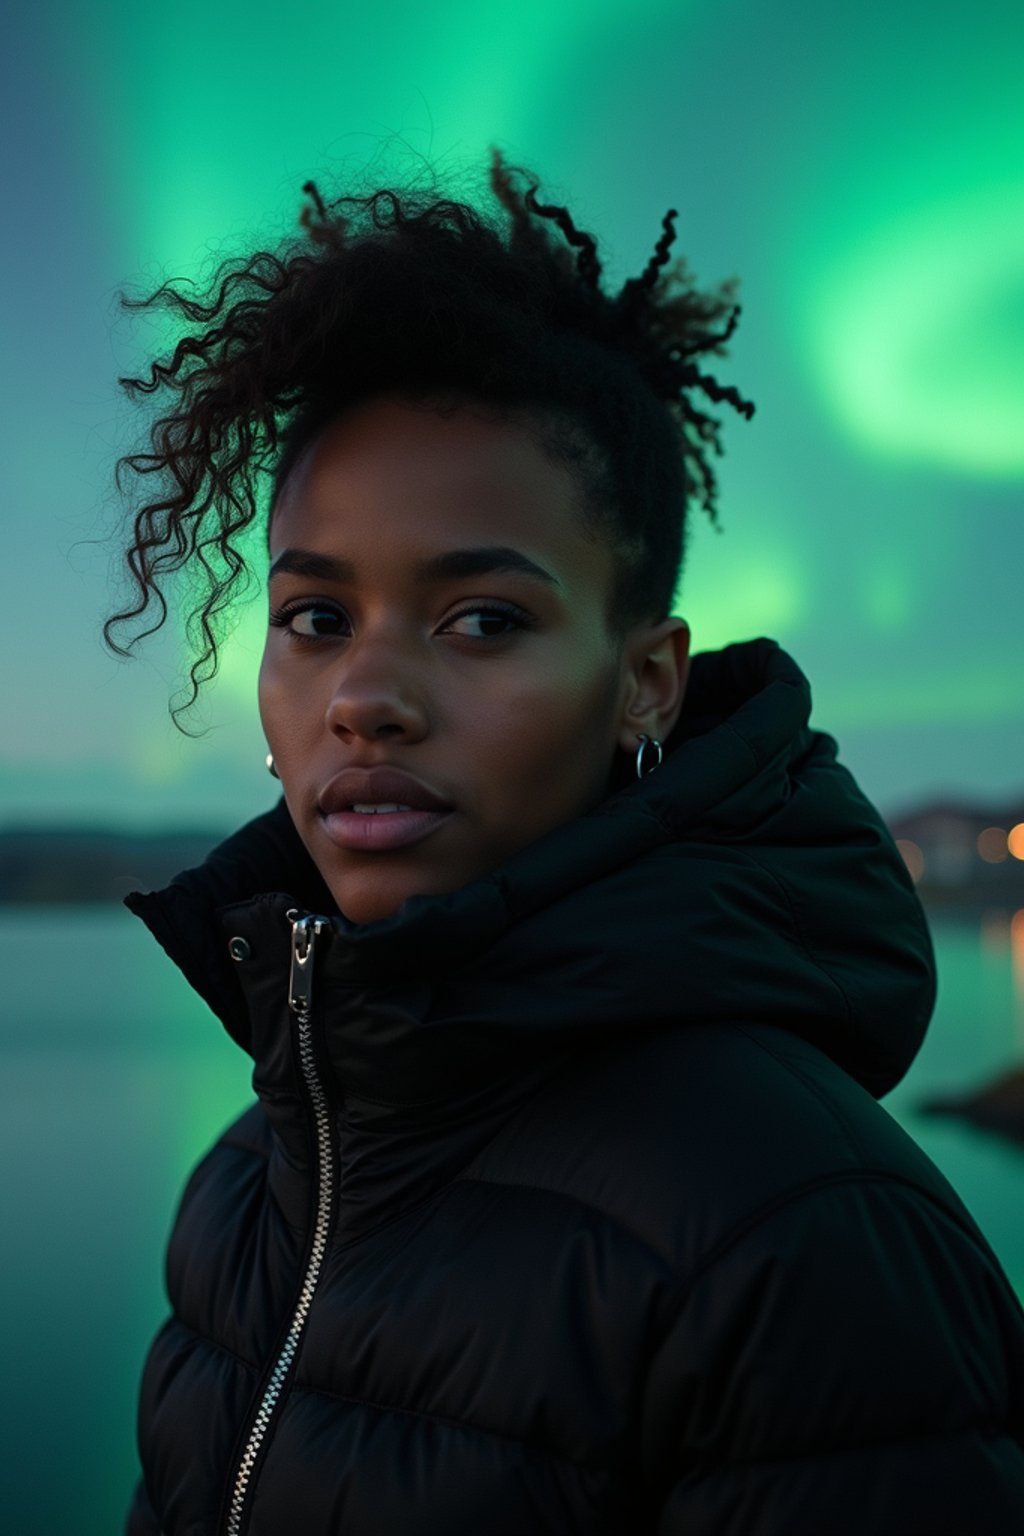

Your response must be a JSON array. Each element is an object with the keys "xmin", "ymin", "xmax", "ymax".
[{"xmin": 268, "ymin": 545, "xmax": 561, "ymax": 589}]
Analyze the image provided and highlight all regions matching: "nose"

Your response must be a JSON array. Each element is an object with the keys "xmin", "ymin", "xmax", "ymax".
[{"xmin": 323, "ymin": 641, "xmax": 429, "ymax": 745}]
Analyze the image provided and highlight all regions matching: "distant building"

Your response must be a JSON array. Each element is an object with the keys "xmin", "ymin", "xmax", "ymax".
[{"xmin": 886, "ymin": 797, "xmax": 1024, "ymax": 910}]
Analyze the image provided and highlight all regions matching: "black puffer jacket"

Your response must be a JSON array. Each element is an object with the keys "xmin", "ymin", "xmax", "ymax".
[{"xmin": 126, "ymin": 639, "xmax": 1024, "ymax": 1535}]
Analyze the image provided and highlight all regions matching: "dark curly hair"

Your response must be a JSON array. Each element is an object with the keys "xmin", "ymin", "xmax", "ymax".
[{"xmin": 104, "ymin": 147, "xmax": 754, "ymax": 728}]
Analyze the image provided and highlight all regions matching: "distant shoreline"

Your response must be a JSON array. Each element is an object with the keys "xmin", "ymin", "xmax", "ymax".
[
  {"xmin": 2, "ymin": 817, "xmax": 1023, "ymax": 910},
  {"xmin": 0, "ymin": 826, "xmax": 227, "ymax": 904}
]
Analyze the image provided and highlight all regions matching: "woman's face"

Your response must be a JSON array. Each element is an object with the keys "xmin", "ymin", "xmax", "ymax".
[{"xmin": 259, "ymin": 396, "xmax": 689, "ymax": 923}]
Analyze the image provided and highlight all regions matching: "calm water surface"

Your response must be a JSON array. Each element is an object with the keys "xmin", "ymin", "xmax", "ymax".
[{"xmin": 2, "ymin": 906, "xmax": 1022, "ymax": 1536}]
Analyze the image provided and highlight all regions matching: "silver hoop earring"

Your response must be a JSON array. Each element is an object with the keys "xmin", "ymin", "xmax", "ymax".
[
  {"xmin": 266, "ymin": 753, "xmax": 280, "ymax": 779},
  {"xmin": 635, "ymin": 733, "xmax": 663, "ymax": 779}
]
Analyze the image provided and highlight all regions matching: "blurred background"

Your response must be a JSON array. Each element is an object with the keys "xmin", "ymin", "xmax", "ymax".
[{"xmin": 2, "ymin": 1, "xmax": 1022, "ymax": 1532}]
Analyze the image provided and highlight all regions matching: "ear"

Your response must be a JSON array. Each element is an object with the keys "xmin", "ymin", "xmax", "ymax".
[{"xmin": 615, "ymin": 617, "xmax": 691, "ymax": 756}]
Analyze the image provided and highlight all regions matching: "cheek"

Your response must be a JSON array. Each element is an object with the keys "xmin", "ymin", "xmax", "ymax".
[
  {"xmin": 459, "ymin": 656, "xmax": 621, "ymax": 807},
  {"xmin": 257, "ymin": 650, "xmax": 279, "ymax": 742},
  {"xmin": 258, "ymin": 648, "xmax": 311, "ymax": 750}
]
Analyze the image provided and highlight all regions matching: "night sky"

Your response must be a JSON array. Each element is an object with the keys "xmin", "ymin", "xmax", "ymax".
[{"xmin": 3, "ymin": 0, "xmax": 1022, "ymax": 830}]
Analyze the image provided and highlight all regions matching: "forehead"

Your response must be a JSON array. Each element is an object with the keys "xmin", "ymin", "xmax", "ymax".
[{"xmin": 270, "ymin": 397, "xmax": 611, "ymax": 594}]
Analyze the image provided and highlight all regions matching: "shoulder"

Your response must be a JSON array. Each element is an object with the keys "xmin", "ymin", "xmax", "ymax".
[{"xmin": 469, "ymin": 1022, "xmax": 994, "ymax": 1278}]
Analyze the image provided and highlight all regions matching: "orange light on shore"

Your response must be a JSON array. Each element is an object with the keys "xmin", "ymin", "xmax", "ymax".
[
  {"xmin": 896, "ymin": 838, "xmax": 925, "ymax": 883},
  {"xmin": 977, "ymin": 826, "xmax": 1009, "ymax": 863},
  {"xmin": 1008, "ymin": 823, "xmax": 1024, "ymax": 861}
]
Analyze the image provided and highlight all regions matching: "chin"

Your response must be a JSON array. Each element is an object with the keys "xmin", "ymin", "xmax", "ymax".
[
  {"xmin": 336, "ymin": 891, "xmax": 407, "ymax": 925},
  {"xmin": 328, "ymin": 868, "xmax": 457, "ymax": 926}
]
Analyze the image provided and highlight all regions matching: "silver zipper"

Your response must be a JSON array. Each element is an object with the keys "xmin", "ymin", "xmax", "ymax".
[{"xmin": 225, "ymin": 912, "xmax": 334, "ymax": 1535}]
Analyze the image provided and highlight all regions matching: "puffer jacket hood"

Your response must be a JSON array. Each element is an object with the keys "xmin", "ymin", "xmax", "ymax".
[{"xmin": 128, "ymin": 637, "xmax": 936, "ymax": 1102}]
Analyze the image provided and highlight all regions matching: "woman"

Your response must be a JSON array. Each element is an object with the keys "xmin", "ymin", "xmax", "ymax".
[{"xmin": 109, "ymin": 151, "xmax": 1024, "ymax": 1534}]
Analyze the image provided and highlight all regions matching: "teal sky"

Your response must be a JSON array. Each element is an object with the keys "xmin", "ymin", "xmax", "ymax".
[{"xmin": 2, "ymin": 0, "xmax": 1022, "ymax": 831}]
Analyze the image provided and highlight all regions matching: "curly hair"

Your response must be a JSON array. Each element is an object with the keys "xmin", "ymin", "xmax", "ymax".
[{"xmin": 104, "ymin": 147, "xmax": 754, "ymax": 728}]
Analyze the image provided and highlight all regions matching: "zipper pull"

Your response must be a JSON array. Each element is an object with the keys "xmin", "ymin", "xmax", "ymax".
[{"xmin": 288, "ymin": 912, "xmax": 322, "ymax": 1015}]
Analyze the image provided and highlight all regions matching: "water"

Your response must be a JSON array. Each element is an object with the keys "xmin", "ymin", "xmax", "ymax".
[{"xmin": 2, "ymin": 906, "xmax": 1021, "ymax": 1536}]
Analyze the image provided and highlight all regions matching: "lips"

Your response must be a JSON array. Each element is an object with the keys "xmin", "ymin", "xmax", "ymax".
[
  {"xmin": 318, "ymin": 767, "xmax": 453, "ymax": 816},
  {"xmin": 316, "ymin": 767, "xmax": 455, "ymax": 853}
]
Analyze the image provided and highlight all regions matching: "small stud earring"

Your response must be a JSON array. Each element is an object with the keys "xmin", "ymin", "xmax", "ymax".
[
  {"xmin": 635, "ymin": 733, "xmax": 663, "ymax": 779},
  {"xmin": 266, "ymin": 753, "xmax": 280, "ymax": 779}
]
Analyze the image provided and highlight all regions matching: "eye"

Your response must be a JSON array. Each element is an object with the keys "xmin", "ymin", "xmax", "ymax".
[
  {"xmin": 268, "ymin": 600, "xmax": 349, "ymax": 641},
  {"xmin": 441, "ymin": 604, "xmax": 530, "ymax": 640}
]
